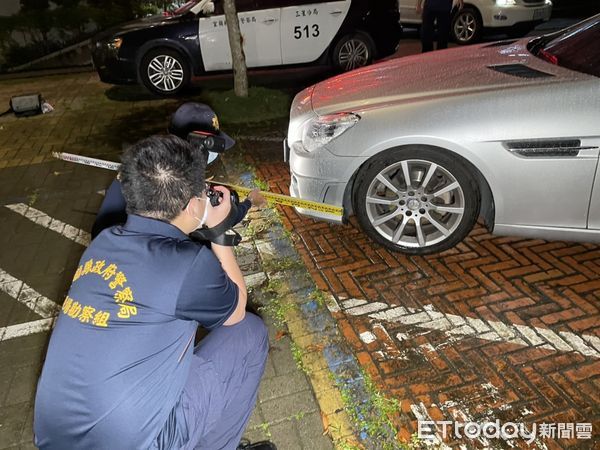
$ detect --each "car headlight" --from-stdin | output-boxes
[495,0,516,5]
[302,113,360,152]
[107,37,123,50]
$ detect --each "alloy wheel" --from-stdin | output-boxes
[454,12,478,43]
[338,39,370,71]
[147,55,184,92]
[364,159,466,249]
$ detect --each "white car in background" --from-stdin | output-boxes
[399,0,553,44]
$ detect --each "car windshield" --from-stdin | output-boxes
[528,14,600,77]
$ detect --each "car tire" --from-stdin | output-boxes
[451,7,483,45]
[353,147,480,255]
[140,47,190,96]
[332,32,376,72]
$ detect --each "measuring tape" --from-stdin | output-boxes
[52,152,344,217]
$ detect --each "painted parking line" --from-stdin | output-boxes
[329,298,600,359]
[0,267,60,342]
[1,203,86,342]
[0,318,55,341]
[5,203,91,246]
[0,268,60,320]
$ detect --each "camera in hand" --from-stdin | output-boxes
[192,186,242,247]
[206,187,224,207]
[205,185,240,207]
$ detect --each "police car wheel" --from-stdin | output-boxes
[332,32,375,72]
[140,48,190,96]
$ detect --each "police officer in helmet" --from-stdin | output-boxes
[91,102,265,239]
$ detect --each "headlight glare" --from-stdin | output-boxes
[302,113,360,152]
[495,0,516,6]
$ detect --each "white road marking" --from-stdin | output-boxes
[0,318,55,341]
[0,268,60,319]
[342,300,599,358]
[359,331,377,344]
[5,203,91,246]
[1,204,87,341]
[0,267,60,342]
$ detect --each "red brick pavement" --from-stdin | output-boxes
[253,158,600,449]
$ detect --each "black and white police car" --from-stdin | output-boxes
[91,0,402,95]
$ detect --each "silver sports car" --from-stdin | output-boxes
[286,14,600,254]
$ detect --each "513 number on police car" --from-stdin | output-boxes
[294,24,320,39]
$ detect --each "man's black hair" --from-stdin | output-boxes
[120,135,206,222]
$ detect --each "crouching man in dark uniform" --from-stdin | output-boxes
[34,135,272,450]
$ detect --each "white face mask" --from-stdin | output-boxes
[188,197,209,230]
[207,151,218,164]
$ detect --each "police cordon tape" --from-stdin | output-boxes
[52,152,344,217]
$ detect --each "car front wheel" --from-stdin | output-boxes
[332,32,375,72]
[354,147,480,255]
[452,7,482,45]
[140,48,190,96]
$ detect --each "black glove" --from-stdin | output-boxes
[189,197,242,246]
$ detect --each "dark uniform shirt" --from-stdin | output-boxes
[34,215,238,449]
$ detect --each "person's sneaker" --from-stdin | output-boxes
[237,438,277,450]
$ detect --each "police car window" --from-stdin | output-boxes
[276,0,333,5]
[210,0,259,13]
[205,0,222,14]
[246,0,279,8]
[173,1,197,15]
[187,0,222,15]
[236,0,259,12]
[211,0,318,14]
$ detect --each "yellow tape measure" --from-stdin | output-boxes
[52,152,343,217]
[214,181,343,216]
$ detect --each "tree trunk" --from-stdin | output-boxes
[223,0,248,97]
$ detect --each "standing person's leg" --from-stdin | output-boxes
[421,7,435,53]
[182,313,269,450]
[436,8,451,49]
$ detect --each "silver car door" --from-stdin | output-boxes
[587,142,600,229]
